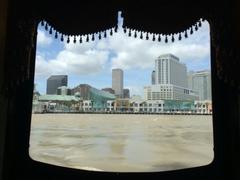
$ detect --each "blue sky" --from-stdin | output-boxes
[34,14,210,97]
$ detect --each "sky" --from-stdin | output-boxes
[34,12,210,97]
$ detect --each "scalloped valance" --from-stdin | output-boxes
[29,0,212,37]
[40,18,204,44]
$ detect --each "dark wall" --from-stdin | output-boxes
[0,0,9,179]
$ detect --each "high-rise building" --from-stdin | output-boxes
[123,88,130,98]
[155,54,187,87]
[188,70,212,100]
[46,75,68,94]
[144,54,199,101]
[151,70,156,84]
[112,68,123,98]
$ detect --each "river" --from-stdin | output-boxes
[29,114,213,172]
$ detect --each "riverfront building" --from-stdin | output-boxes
[72,84,116,111]
[46,75,68,95]
[188,70,212,100]
[144,54,199,101]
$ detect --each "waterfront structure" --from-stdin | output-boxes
[163,100,195,112]
[57,86,71,95]
[46,75,68,95]
[102,88,115,94]
[112,68,123,98]
[35,94,81,112]
[145,54,199,101]
[106,100,115,111]
[194,100,212,114]
[188,70,212,100]
[144,84,199,101]
[82,100,93,112]
[115,98,131,112]
[123,88,130,98]
[130,99,165,113]
[72,84,116,111]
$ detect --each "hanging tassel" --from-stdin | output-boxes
[45,23,48,31]
[67,36,70,43]
[134,31,137,38]
[190,27,193,34]
[73,36,76,43]
[114,26,118,33]
[152,34,156,41]
[104,31,107,38]
[124,27,127,33]
[49,27,52,34]
[98,32,102,40]
[165,35,168,43]
[86,34,89,42]
[110,29,113,36]
[92,34,95,41]
[146,32,149,40]
[140,32,143,39]
[158,34,161,42]
[195,24,198,31]
[171,34,174,42]
[184,30,188,38]
[55,31,58,39]
[128,29,131,37]
[198,20,202,27]
[61,34,64,42]
[178,33,182,40]
[79,36,82,43]
[41,21,44,26]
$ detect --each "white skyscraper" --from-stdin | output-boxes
[188,70,212,100]
[155,54,187,87]
[112,69,123,98]
[144,54,199,101]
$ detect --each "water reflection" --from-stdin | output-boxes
[29,114,213,172]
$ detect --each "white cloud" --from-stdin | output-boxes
[37,30,52,46]
[35,55,52,78]
[109,21,210,71]
[35,21,210,79]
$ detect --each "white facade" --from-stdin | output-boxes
[194,100,212,114]
[112,69,123,98]
[155,54,187,88]
[145,54,199,101]
[188,70,212,100]
[106,100,115,111]
[130,99,164,113]
[82,100,92,111]
[144,84,199,101]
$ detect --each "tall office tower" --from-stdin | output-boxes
[188,70,212,100]
[123,88,130,98]
[155,54,187,87]
[144,54,198,101]
[46,75,68,94]
[112,68,123,98]
[151,70,156,84]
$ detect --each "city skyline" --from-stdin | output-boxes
[34,17,210,97]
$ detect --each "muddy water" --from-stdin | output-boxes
[29,114,213,172]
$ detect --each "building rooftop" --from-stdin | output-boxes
[90,87,116,99]
[38,95,80,102]
[158,53,180,61]
[47,75,68,80]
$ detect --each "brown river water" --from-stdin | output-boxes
[29,114,214,172]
